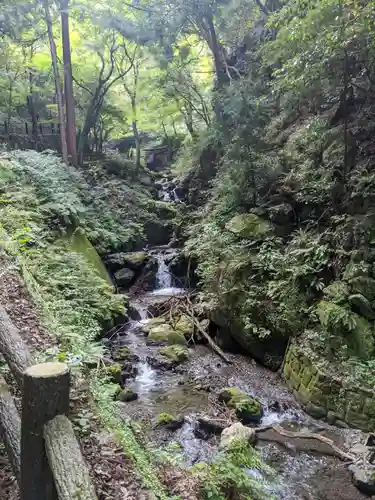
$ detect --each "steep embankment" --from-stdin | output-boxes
[0,150,179,498]
[178,102,375,428]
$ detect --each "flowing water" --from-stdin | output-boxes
[107,250,367,500]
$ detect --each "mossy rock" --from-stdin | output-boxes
[349,294,375,320]
[116,388,138,402]
[111,347,131,361]
[62,231,112,286]
[174,314,194,338]
[225,214,271,238]
[317,300,351,332]
[323,281,349,305]
[105,363,122,383]
[141,317,166,334]
[349,314,374,360]
[114,268,136,288]
[343,262,371,281]
[350,276,375,301]
[159,345,189,363]
[154,412,184,430]
[218,388,263,424]
[147,323,187,346]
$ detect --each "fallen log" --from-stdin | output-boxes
[21,362,70,500]
[255,423,355,462]
[44,415,97,500]
[0,376,21,482]
[0,305,34,384]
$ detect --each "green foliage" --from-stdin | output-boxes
[192,441,273,500]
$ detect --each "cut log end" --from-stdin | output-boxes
[25,362,69,378]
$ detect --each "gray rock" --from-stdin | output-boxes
[349,294,375,320]
[114,268,135,288]
[349,464,375,495]
[219,422,256,450]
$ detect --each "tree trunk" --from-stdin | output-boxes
[44,0,68,164]
[0,306,34,384]
[21,362,70,500]
[131,98,141,171]
[28,59,39,147]
[0,376,21,482]
[204,14,228,88]
[61,0,77,166]
[78,97,99,165]
[44,415,97,500]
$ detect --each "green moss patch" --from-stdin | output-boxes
[159,345,189,363]
[218,388,263,424]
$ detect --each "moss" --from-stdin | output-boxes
[349,294,375,320]
[159,345,189,362]
[225,213,271,238]
[147,323,187,345]
[174,314,194,338]
[218,388,263,424]
[155,413,176,426]
[122,251,148,268]
[105,363,122,383]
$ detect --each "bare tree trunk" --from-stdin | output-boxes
[203,14,228,88]
[61,0,77,166]
[44,0,68,164]
[131,97,141,171]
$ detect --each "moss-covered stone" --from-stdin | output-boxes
[218,388,263,424]
[350,276,375,301]
[116,388,138,402]
[322,281,349,304]
[111,347,131,361]
[105,363,122,383]
[349,294,375,320]
[147,323,187,346]
[174,314,194,338]
[159,345,189,363]
[225,214,271,238]
[153,412,184,430]
[343,261,371,281]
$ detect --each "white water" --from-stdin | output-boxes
[156,253,172,289]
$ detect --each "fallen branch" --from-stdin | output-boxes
[255,423,355,462]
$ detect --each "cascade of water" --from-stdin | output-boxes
[155,253,172,289]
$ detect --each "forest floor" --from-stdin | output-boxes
[0,255,147,500]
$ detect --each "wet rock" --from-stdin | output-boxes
[105,251,148,272]
[121,361,138,381]
[154,413,185,431]
[144,220,174,246]
[111,346,131,361]
[159,345,189,363]
[195,417,225,440]
[219,422,256,450]
[349,294,375,320]
[116,388,138,402]
[218,388,263,424]
[349,464,375,495]
[146,323,187,346]
[146,354,175,370]
[114,268,136,288]
[305,403,326,420]
[174,315,194,340]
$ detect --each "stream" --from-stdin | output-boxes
[104,250,369,500]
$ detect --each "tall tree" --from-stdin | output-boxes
[61,0,77,165]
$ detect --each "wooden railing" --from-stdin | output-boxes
[0,306,97,500]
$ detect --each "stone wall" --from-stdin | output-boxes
[283,344,375,431]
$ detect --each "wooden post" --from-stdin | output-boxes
[21,362,70,500]
[44,415,97,500]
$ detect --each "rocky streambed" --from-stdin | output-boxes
[99,246,375,500]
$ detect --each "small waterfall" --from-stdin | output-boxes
[155,253,172,289]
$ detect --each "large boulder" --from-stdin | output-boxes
[220,422,256,450]
[218,388,263,424]
[349,294,375,320]
[349,464,375,495]
[225,214,271,238]
[146,322,187,346]
[350,276,375,301]
[114,268,135,288]
[322,281,349,305]
[144,220,174,246]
